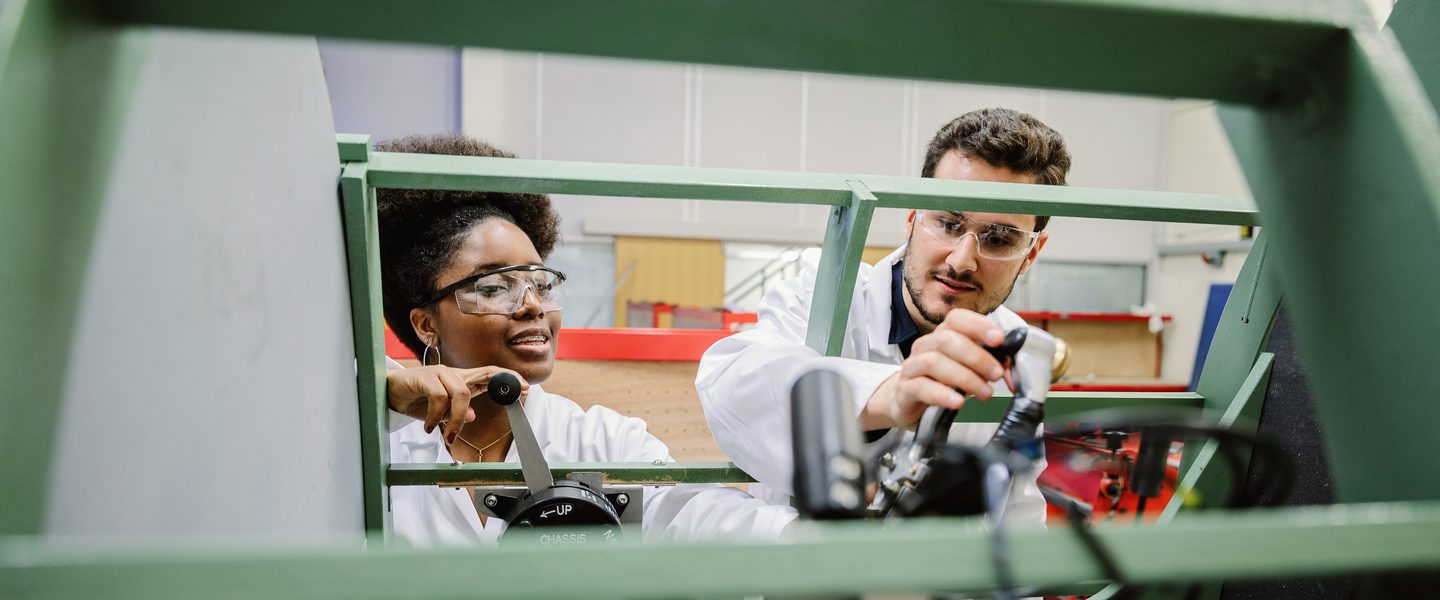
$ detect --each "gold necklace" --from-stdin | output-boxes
[451,426,512,460]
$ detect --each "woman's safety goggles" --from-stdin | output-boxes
[917,211,1040,261]
[425,265,566,315]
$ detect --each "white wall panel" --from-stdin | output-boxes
[803,74,908,176]
[1040,217,1157,265]
[692,66,806,229]
[912,82,1047,176]
[1152,100,1255,382]
[460,53,1178,264]
[461,48,539,157]
[1161,101,1252,245]
[800,74,909,243]
[1043,91,1167,191]
[539,55,690,239]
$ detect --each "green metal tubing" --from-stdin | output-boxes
[104,0,1355,104]
[1175,234,1282,493]
[1220,27,1440,503]
[339,163,390,534]
[865,173,1257,226]
[6,501,1440,599]
[366,151,845,206]
[955,391,1205,423]
[1161,353,1275,521]
[386,393,1205,488]
[0,0,146,535]
[336,132,370,162]
[805,182,876,355]
[1389,0,1440,112]
[359,151,1259,226]
[388,462,756,487]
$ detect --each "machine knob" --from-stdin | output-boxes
[489,372,522,406]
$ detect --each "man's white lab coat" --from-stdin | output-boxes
[388,384,797,547]
[696,246,1047,524]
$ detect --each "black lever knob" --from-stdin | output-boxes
[985,327,1028,362]
[489,372,522,406]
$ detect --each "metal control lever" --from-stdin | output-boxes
[988,327,1057,453]
[489,372,553,494]
[873,326,1058,518]
[476,372,637,544]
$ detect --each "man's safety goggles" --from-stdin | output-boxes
[917,211,1040,261]
[425,265,566,315]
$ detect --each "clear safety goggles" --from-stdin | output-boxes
[917,211,1040,261]
[425,265,566,315]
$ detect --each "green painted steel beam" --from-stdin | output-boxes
[1390,0,1440,112]
[362,152,1259,226]
[366,151,851,206]
[103,0,1357,104]
[388,462,756,487]
[1176,234,1281,492]
[387,392,1206,487]
[5,502,1440,599]
[865,174,1257,226]
[336,133,370,162]
[1219,26,1440,504]
[338,165,389,535]
[955,391,1206,422]
[805,182,876,355]
[0,0,146,535]
[1161,353,1274,521]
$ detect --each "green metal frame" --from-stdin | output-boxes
[4,0,1439,596]
[6,501,1440,599]
[0,0,148,537]
[338,156,391,538]
[348,144,1261,526]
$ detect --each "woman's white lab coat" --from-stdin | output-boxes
[696,246,1048,525]
[388,384,797,547]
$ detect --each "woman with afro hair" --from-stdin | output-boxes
[377,134,795,546]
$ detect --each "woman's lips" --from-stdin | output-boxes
[507,334,551,357]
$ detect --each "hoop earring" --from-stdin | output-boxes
[422,339,440,366]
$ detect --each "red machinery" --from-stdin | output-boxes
[1040,432,1181,524]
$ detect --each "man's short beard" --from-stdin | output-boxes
[901,228,1022,325]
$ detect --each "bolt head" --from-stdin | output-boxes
[616,493,629,506]
[484,494,498,507]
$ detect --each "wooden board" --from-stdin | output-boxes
[1048,320,1159,379]
[543,359,727,462]
[613,236,724,327]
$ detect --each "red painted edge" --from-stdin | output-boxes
[384,325,734,362]
[1016,311,1173,323]
[720,311,1171,324]
[384,324,416,360]
[1050,383,1190,392]
[557,328,733,361]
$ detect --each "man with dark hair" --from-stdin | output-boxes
[698,108,1071,522]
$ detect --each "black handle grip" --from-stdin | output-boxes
[1130,430,1172,499]
[791,369,866,520]
[985,327,1028,362]
[489,372,522,406]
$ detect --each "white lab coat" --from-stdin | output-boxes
[697,246,1048,525]
[387,384,797,547]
